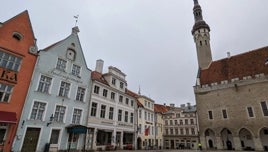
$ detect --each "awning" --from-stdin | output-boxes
[66,124,88,134]
[0,111,17,123]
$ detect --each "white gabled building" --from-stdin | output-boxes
[87,60,137,151]
[13,27,92,152]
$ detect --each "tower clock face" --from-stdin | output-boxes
[67,49,75,60]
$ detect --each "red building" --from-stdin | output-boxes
[0,10,38,152]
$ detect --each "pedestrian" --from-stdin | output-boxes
[198,143,202,150]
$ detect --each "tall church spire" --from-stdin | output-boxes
[192,0,212,69]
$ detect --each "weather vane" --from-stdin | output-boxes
[74,15,79,26]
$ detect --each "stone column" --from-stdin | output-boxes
[253,137,264,151]
[233,136,242,150]
[215,136,223,150]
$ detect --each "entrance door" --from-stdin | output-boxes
[21,128,41,152]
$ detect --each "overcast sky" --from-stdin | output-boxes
[1,0,268,106]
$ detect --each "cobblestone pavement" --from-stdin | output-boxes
[112,150,257,152]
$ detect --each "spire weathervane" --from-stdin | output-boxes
[74,15,79,26]
[194,0,199,5]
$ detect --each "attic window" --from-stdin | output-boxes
[12,32,23,41]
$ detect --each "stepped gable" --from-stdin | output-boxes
[200,46,268,85]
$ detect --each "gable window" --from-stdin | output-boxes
[54,105,66,123]
[56,58,66,71]
[222,109,228,119]
[112,78,116,85]
[72,64,81,76]
[76,87,85,102]
[72,109,82,124]
[50,129,60,144]
[0,51,22,71]
[58,81,70,97]
[100,105,106,118]
[0,83,13,103]
[261,101,268,116]
[118,109,122,121]
[30,101,46,120]
[103,89,108,97]
[208,111,213,120]
[90,102,97,117]
[109,107,114,120]
[93,85,99,94]
[247,107,254,118]
[37,75,52,93]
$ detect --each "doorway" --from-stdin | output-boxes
[21,128,41,152]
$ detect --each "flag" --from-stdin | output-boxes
[145,127,149,136]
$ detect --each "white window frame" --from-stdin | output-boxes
[37,75,52,94]
[30,101,47,121]
[72,108,82,124]
[53,105,67,123]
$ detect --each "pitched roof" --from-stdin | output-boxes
[125,89,139,98]
[154,104,169,113]
[91,71,109,86]
[200,46,268,85]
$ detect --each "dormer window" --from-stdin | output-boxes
[12,32,23,41]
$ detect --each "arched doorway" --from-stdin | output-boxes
[239,128,254,150]
[204,129,216,149]
[137,137,142,150]
[260,127,268,151]
[221,128,234,150]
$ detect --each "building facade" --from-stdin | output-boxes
[0,11,38,152]
[162,103,198,150]
[13,27,92,152]
[154,104,168,150]
[192,0,268,151]
[136,95,156,150]
[87,60,137,151]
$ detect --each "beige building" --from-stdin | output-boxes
[162,103,198,150]
[192,0,268,151]
[136,95,156,150]
[154,104,168,149]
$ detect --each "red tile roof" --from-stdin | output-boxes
[125,89,139,98]
[154,104,169,113]
[91,71,109,86]
[200,46,268,85]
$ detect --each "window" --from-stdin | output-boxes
[125,98,129,105]
[179,120,183,125]
[54,105,66,122]
[222,109,228,119]
[118,110,122,121]
[125,111,128,122]
[56,58,66,71]
[103,89,108,97]
[72,64,81,76]
[145,101,147,107]
[109,107,114,120]
[138,124,142,134]
[174,120,178,125]
[93,85,100,94]
[37,75,52,93]
[144,111,147,120]
[208,111,213,120]
[130,113,134,123]
[247,107,254,117]
[0,125,7,145]
[191,128,195,135]
[261,101,268,116]
[100,105,106,118]
[151,113,154,121]
[72,109,82,124]
[131,100,134,107]
[76,87,85,102]
[180,128,184,135]
[120,82,124,89]
[185,128,189,135]
[139,110,142,119]
[119,95,123,103]
[50,129,60,144]
[112,78,116,85]
[165,129,168,135]
[12,32,23,41]
[170,120,173,125]
[170,128,173,134]
[0,83,13,102]
[90,102,97,117]
[111,92,115,100]
[176,113,180,118]
[165,120,168,125]
[185,119,188,125]
[30,101,46,120]
[58,81,70,97]
[0,51,22,71]
[190,119,194,124]
[175,128,178,135]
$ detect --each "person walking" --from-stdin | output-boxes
[198,143,202,150]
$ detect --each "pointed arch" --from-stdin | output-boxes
[259,127,268,151]
[239,128,254,150]
[204,128,216,149]
[221,128,234,150]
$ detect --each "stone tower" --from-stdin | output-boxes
[192,0,212,69]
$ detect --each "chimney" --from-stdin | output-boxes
[180,104,185,108]
[227,52,231,58]
[187,102,191,109]
[170,103,175,107]
[95,59,104,73]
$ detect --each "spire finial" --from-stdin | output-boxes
[194,0,199,5]
[74,15,79,26]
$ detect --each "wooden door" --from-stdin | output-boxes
[21,128,40,152]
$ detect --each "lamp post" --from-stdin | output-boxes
[47,114,54,126]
